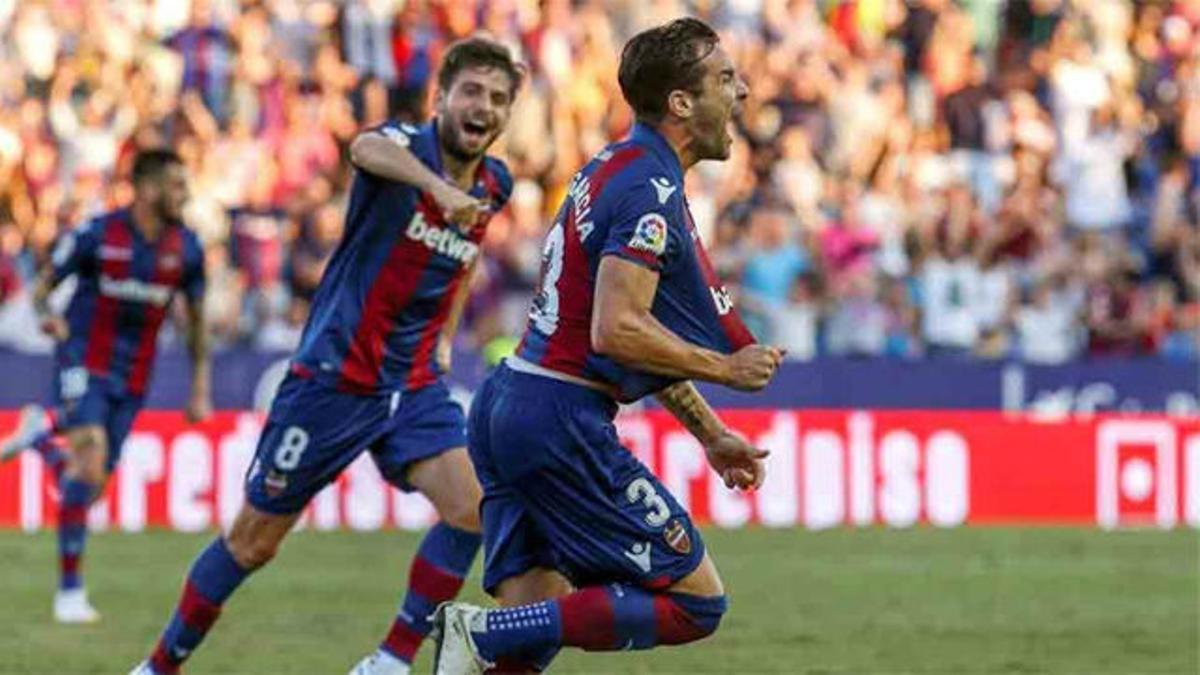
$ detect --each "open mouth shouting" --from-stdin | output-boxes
[460,118,492,146]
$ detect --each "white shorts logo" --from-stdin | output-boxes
[623,541,652,573]
[60,367,89,402]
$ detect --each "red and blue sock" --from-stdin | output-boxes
[471,585,726,666]
[381,522,481,663]
[149,538,250,674]
[57,478,96,591]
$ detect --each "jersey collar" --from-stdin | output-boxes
[629,122,684,184]
[426,118,445,177]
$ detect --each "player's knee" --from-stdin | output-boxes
[224,531,280,570]
[69,458,105,485]
[411,450,482,532]
[669,553,725,597]
[663,593,727,644]
[66,428,108,481]
[80,454,107,485]
[72,426,107,454]
[438,496,481,532]
[496,568,572,606]
[66,450,107,487]
[225,512,288,570]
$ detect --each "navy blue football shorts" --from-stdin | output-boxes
[469,361,705,595]
[54,366,143,472]
[245,371,467,514]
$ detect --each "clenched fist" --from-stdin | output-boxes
[432,183,490,230]
[721,344,784,391]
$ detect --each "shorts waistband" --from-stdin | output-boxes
[289,360,436,398]
[497,358,618,416]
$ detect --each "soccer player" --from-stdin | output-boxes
[430,18,784,674]
[0,149,211,623]
[130,36,520,675]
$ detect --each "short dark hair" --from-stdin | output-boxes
[132,148,183,183]
[438,36,524,99]
[618,18,719,124]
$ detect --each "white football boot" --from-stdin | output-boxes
[127,661,157,675]
[53,587,100,624]
[347,648,410,675]
[430,602,493,675]
[0,404,50,462]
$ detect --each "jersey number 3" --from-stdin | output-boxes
[531,222,565,335]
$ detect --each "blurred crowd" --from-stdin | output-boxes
[0,0,1198,364]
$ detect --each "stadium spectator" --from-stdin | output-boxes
[0,0,1196,365]
[826,270,889,357]
[919,191,986,357]
[288,200,342,303]
[742,203,810,306]
[774,272,821,362]
[165,0,236,123]
[1015,274,1083,364]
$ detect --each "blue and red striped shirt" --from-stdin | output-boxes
[516,123,755,402]
[293,119,513,393]
[165,25,234,121]
[52,209,206,397]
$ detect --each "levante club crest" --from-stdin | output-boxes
[664,518,691,555]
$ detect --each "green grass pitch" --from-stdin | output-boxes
[0,528,1195,674]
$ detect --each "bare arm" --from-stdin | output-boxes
[437,259,479,372]
[349,129,449,194]
[655,380,768,490]
[31,266,56,320]
[31,266,68,341]
[183,293,212,423]
[348,130,487,227]
[591,256,782,390]
[180,91,219,142]
[654,381,724,445]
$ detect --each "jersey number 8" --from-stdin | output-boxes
[275,426,310,471]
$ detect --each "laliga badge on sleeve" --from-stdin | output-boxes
[629,213,668,256]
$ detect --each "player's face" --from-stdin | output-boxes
[686,46,747,161]
[155,164,190,222]
[437,66,514,161]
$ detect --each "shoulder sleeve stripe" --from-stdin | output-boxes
[587,146,645,197]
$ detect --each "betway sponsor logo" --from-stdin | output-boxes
[99,275,172,306]
[405,213,479,265]
[710,285,734,315]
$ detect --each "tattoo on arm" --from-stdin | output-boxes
[655,381,724,445]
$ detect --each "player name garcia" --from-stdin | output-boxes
[405,212,480,265]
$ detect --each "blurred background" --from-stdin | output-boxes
[1,0,1198,369]
[0,6,1195,673]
